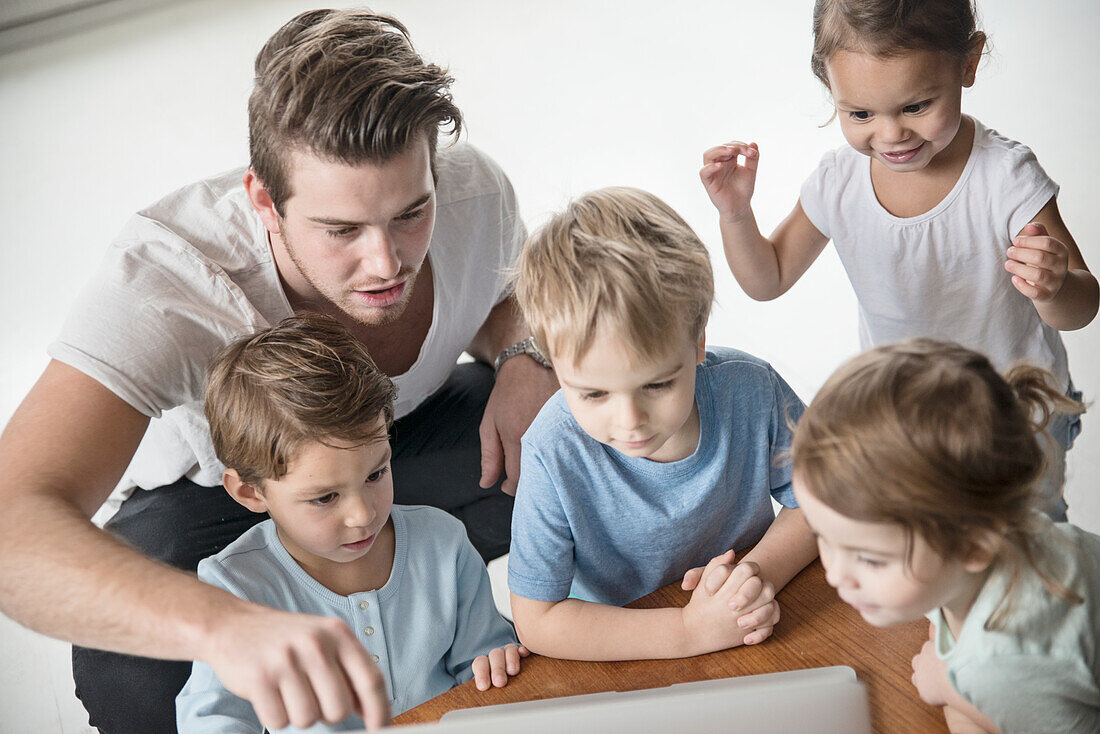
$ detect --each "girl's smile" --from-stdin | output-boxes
[826,47,980,174]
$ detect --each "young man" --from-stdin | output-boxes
[0,9,555,733]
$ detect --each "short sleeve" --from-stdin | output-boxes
[1000,145,1059,242]
[767,367,805,508]
[493,161,527,304]
[444,537,519,683]
[507,442,577,602]
[952,654,1100,733]
[798,150,837,241]
[47,229,261,418]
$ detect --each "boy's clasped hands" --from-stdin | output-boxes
[680,549,780,651]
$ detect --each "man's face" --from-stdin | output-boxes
[270,139,436,327]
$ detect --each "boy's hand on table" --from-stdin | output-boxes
[472,643,530,690]
[681,550,779,646]
[700,140,760,223]
[679,551,778,653]
[203,605,392,731]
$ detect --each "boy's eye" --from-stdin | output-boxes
[849,110,872,122]
[311,492,338,506]
[580,390,607,401]
[903,101,930,114]
[366,466,390,483]
[857,556,887,568]
[326,227,356,239]
[644,380,673,392]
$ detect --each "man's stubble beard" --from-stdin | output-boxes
[280,227,420,329]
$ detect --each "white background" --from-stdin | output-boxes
[1,0,1097,730]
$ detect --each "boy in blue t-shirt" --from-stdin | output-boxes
[508,187,819,660]
[176,314,525,732]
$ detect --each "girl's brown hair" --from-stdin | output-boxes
[811,0,985,87]
[791,339,1084,628]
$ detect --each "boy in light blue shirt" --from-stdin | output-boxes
[508,187,819,660]
[176,314,525,732]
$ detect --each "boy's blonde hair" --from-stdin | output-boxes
[249,9,461,215]
[791,338,1085,628]
[515,187,713,366]
[204,313,398,487]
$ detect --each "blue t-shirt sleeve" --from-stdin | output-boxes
[508,440,577,602]
[767,366,804,508]
[445,535,519,683]
[176,560,264,733]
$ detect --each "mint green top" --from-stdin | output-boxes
[927,517,1100,733]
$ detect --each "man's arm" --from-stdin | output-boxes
[0,361,390,730]
[467,295,559,494]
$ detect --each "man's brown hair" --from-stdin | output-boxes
[204,313,398,486]
[249,8,462,214]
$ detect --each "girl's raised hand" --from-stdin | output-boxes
[700,141,760,223]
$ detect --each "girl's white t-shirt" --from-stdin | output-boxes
[48,144,525,524]
[799,116,1068,388]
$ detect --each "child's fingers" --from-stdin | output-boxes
[1008,239,1063,265]
[471,654,491,691]
[742,624,774,646]
[681,565,704,591]
[504,644,522,675]
[702,142,744,164]
[737,596,779,630]
[698,549,738,593]
[1004,259,1049,285]
[728,573,762,610]
[702,563,733,594]
[1017,221,1048,238]
[1009,273,1051,301]
[715,560,760,600]
[488,647,508,688]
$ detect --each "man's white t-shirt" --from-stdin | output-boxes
[48,144,525,524]
[799,116,1069,389]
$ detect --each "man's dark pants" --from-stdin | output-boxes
[72,362,512,733]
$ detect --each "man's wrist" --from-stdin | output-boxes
[494,336,552,372]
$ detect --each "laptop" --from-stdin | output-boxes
[386,666,872,733]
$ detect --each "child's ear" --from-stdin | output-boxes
[222,469,269,514]
[962,31,986,88]
[696,332,706,365]
[962,528,1001,573]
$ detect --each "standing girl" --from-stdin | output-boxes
[791,339,1099,733]
[700,0,1097,519]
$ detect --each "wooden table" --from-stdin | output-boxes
[395,560,947,733]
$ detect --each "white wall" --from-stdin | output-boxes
[0,0,1097,730]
